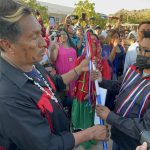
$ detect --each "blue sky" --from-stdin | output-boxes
[39,0,150,15]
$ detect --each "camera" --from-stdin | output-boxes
[140,131,150,150]
[50,31,60,41]
[143,31,150,38]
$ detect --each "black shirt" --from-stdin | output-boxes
[0,57,75,150]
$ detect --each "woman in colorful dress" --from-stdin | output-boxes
[71,32,111,149]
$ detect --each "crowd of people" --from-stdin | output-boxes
[0,0,150,150]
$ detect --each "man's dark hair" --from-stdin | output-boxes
[95,25,101,30]
[138,20,150,29]
[0,0,32,51]
[35,10,40,16]
[107,29,120,38]
[58,28,76,50]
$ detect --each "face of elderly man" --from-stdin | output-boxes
[0,14,47,69]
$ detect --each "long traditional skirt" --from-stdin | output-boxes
[71,98,97,149]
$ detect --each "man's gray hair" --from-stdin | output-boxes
[0,0,32,51]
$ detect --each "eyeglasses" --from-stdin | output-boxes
[136,46,150,56]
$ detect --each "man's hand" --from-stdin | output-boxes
[136,142,147,150]
[91,125,109,141]
[91,69,102,82]
[73,124,109,146]
[96,105,110,120]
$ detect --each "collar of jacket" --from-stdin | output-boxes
[0,57,28,88]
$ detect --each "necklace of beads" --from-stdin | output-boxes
[24,66,58,103]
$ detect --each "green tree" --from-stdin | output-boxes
[73,0,107,29]
[74,0,95,19]
[19,0,48,24]
[113,9,150,24]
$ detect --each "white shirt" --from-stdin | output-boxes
[123,42,139,73]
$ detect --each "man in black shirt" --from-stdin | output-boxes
[0,0,108,149]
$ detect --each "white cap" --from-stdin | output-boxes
[100,30,108,38]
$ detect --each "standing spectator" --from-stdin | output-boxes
[102,29,125,79]
[124,21,150,73]
[35,10,46,37]
[66,24,83,54]
[76,26,84,56]
[96,35,150,150]
[94,25,102,38]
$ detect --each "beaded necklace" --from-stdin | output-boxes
[24,66,58,103]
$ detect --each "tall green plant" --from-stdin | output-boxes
[73,0,107,29]
[19,0,48,24]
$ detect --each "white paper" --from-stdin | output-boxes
[94,87,107,125]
